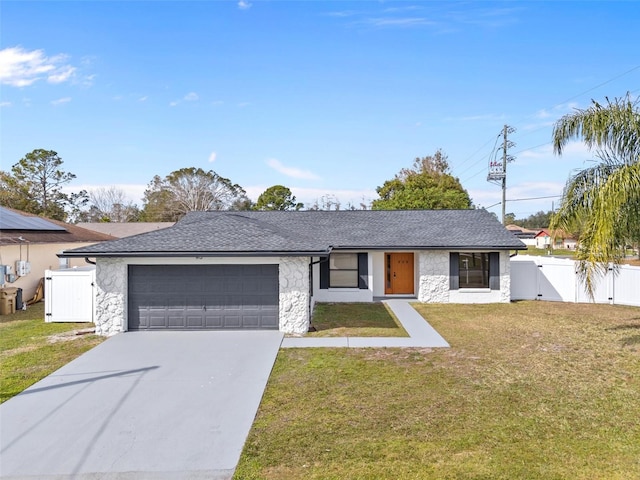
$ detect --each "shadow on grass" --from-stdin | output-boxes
[622,334,640,347]
[309,303,408,337]
[605,322,640,332]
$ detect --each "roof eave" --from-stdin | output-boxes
[58,250,331,258]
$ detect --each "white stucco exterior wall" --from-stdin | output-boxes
[311,253,374,303]
[278,256,310,335]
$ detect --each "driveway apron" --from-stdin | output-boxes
[0,330,283,480]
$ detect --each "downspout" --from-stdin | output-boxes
[84,257,97,265]
[308,247,333,330]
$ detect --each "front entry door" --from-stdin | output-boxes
[385,253,414,294]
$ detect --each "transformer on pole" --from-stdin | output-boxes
[487,125,516,224]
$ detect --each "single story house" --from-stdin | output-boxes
[534,228,578,250]
[60,209,526,336]
[0,207,115,301]
[505,224,539,247]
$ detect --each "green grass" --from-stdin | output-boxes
[0,302,104,403]
[307,302,408,337]
[235,301,640,479]
[525,246,577,257]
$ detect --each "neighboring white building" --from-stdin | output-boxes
[534,228,578,250]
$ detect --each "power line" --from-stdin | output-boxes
[508,195,562,203]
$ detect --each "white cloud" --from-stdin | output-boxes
[82,74,97,87]
[184,92,199,101]
[47,65,76,84]
[266,158,320,180]
[208,151,217,163]
[169,100,179,107]
[0,101,11,108]
[51,97,71,106]
[138,96,148,102]
[237,101,251,108]
[469,181,565,215]
[238,0,251,10]
[362,17,437,28]
[0,46,77,87]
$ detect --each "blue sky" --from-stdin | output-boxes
[1,1,639,219]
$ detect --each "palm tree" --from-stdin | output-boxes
[551,93,640,296]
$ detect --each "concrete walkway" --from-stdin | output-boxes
[281,299,449,348]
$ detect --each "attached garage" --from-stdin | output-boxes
[128,264,279,330]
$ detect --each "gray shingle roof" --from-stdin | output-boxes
[61,209,526,257]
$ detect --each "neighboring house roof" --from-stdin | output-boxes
[62,209,527,257]
[505,224,540,235]
[77,222,175,238]
[534,228,576,240]
[0,207,116,245]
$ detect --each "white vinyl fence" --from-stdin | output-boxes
[510,255,640,307]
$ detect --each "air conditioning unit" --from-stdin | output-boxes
[16,260,31,277]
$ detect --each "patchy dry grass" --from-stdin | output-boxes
[307,302,408,337]
[0,302,104,403]
[235,301,640,480]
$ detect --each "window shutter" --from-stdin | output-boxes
[358,253,368,289]
[449,253,459,290]
[489,252,500,290]
[320,259,329,289]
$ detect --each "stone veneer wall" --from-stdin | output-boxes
[278,256,310,334]
[417,251,450,303]
[499,251,511,302]
[95,258,127,336]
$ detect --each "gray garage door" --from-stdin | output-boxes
[128,265,279,330]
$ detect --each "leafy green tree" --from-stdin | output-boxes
[551,94,640,294]
[515,210,553,229]
[504,212,516,225]
[0,149,87,221]
[372,150,472,210]
[255,185,303,211]
[141,167,246,221]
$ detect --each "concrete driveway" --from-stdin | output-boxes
[0,330,283,480]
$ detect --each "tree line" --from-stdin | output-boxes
[0,149,472,222]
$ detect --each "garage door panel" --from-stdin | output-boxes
[128,265,280,330]
[204,315,223,328]
[223,315,242,328]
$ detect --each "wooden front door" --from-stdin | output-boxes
[385,253,414,294]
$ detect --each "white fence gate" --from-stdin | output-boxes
[44,267,96,322]
[510,255,640,307]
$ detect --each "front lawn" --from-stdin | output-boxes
[235,301,640,479]
[307,302,408,337]
[0,302,104,403]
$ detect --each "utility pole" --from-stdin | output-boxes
[487,125,516,224]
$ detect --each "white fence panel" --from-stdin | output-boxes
[614,265,640,307]
[509,259,538,300]
[537,258,576,302]
[510,255,639,307]
[575,267,611,304]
